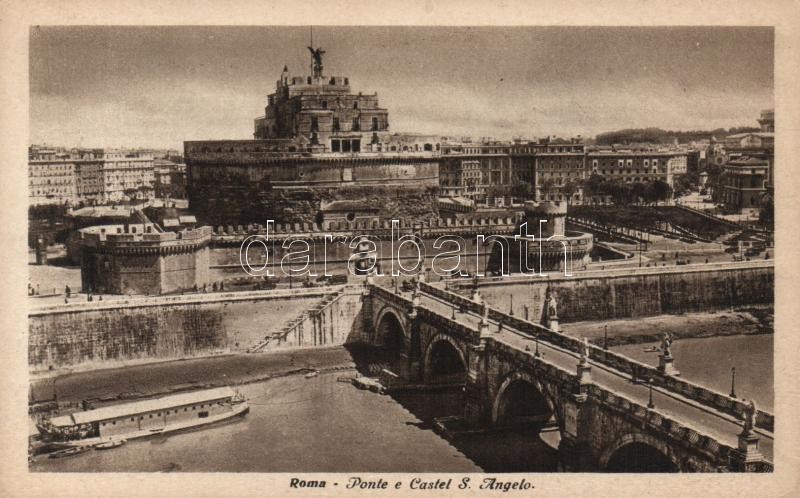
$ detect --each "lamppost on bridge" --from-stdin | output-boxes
[729,367,737,398]
[647,377,655,409]
[534,331,541,358]
[452,302,456,320]
[603,325,608,350]
[509,294,514,316]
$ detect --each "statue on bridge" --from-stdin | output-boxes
[546,291,558,319]
[743,399,757,435]
[580,337,590,364]
[661,332,673,357]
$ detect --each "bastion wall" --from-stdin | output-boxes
[29,288,365,373]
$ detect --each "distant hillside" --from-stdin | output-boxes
[595,127,760,145]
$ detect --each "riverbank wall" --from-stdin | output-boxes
[28,287,367,373]
[473,261,774,324]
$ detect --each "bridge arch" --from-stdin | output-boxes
[599,433,679,472]
[422,334,467,384]
[492,371,555,430]
[374,307,407,350]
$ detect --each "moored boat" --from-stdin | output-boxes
[48,446,90,458]
[95,439,126,450]
[37,386,249,447]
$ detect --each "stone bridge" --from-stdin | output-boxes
[364,280,774,473]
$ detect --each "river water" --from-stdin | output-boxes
[31,335,771,472]
[612,334,773,411]
[31,372,557,473]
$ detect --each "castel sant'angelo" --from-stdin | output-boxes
[185,45,442,226]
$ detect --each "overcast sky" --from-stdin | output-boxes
[30,26,774,150]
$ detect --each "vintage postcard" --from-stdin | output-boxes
[2,1,799,496]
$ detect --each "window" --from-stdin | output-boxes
[321,101,327,109]
[311,116,319,132]
[331,139,341,153]
[333,117,340,131]
[353,101,358,109]
[372,117,379,131]
[352,117,360,131]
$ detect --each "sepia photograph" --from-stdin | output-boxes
[3,2,800,495]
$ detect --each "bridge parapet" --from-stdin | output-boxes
[584,383,740,471]
[416,281,774,432]
[485,338,580,392]
[369,283,414,314]
[482,337,772,471]
[416,307,481,345]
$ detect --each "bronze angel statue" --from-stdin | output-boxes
[308,46,326,77]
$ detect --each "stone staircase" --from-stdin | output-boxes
[246,289,345,353]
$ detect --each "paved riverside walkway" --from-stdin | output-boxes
[397,285,773,462]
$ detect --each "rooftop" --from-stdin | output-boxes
[50,387,236,426]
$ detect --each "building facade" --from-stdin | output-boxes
[720,156,770,213]
[535,151,586,203]
[99,151,155,203]
[29,146,156,206]
[586,150,687,187]
[28,149,79,206]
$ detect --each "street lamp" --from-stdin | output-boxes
[647,378,655,409]
[603,325,608,350]
[534,332,541,358]
[729,367,737,398]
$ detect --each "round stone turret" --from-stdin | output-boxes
[523,200,567,238]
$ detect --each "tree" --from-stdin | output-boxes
[672,174,696,197]
[650,180,672,204]
[581,173,606,205]
[609,183,633,206]
[511,182,533,200]
[561,179,580,206]
[758,192,774,229]
[631,182,648,204]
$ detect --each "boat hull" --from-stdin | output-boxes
[60,402,250,448]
